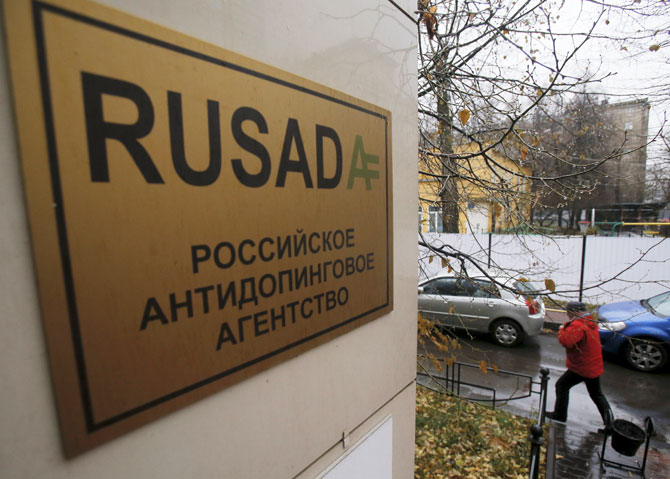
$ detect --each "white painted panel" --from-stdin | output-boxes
[319,417,393,479]
[420,233,670,303]
[465,202,489,234]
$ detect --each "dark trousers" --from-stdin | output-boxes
[552,370,611,424]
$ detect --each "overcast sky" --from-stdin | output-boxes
[554,0,669,161]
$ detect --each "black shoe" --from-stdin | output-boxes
[545,411,566,422]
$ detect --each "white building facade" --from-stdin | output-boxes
[0,1,418,477]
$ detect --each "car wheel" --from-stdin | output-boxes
[623,339,668,372]
[491,319,524,347]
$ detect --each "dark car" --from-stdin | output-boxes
[598,291,670,372]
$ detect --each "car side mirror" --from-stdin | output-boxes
[418,286,424,294]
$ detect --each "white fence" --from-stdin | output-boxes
[419,233,670,304]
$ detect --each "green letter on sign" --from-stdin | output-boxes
[347,135,379,190]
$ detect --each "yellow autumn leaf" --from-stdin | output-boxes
[520,147,528,161]
[429,255,434,264]
[479,360,488,374]
[649,44,660,52]
[544,278,556,292]
[457,109,471,125]
[441,257,449,268]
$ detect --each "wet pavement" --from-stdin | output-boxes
[417,319,670,478]
[548,421,669,479]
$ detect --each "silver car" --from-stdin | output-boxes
[418,274,545,347]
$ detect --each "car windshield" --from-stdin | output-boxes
[645,291,670,317]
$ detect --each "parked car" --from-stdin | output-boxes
[598,291,670,373]
[418,273,545,347]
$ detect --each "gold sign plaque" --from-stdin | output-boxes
[3,0,392,456]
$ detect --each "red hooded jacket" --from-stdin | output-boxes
[557,313,604,378]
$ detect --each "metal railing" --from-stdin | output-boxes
[529,368,550,479]
[417,360,550,479]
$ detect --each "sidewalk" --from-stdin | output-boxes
[546,421,670,478]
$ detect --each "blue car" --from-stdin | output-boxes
[598,291,670,372]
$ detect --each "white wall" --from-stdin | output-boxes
[0,1,418,477]
[420,233,670,304]
[319,416,393,479]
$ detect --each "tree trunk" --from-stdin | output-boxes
[438,92,460,233]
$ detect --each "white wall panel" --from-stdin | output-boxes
[420,233,670,303]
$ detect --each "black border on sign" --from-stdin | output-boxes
[32,1,391,433]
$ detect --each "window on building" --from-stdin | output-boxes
[428,205,443,233]
[418,206,423,232]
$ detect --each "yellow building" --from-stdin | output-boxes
[419,143,532,234]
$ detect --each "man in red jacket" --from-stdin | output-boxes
[546,301,612,427]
